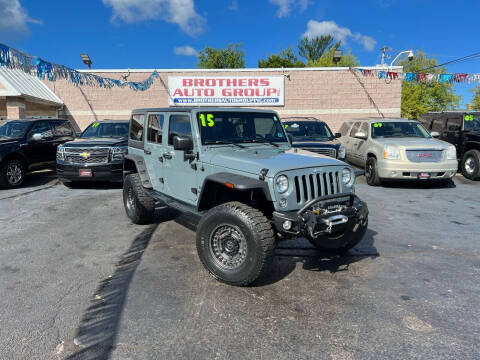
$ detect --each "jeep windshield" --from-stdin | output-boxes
[81,122,129,139]
[464,114,480,131]
[371,121,431,139]
[0,121,31,140]
[283,121,334,141]
[197,111,288,146]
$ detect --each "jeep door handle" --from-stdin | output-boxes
[163,153,172,160]
[144,150,152,155]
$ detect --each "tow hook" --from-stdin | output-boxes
[323,215,348,233]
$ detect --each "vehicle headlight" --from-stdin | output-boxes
[338,145,346,159]
[342,167,354,185]
[446,145,457,160]
[383,145,400,160]
[275,175,289,193]
[111,146,128,161]
[56,145,65,161]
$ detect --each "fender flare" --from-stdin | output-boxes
[123,154,153,189]
[198,172,272,211]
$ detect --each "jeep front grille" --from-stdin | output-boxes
[303,148,336,158]
[294,171,342,204]
[405,149,444,163]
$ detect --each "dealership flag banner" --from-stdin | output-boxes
[168,76,285,106]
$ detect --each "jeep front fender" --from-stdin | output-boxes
[124,154,153,189]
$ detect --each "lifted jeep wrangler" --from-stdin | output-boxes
[123,108,368,286]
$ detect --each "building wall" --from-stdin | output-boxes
[43,68,402,131]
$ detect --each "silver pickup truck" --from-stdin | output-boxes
[338,118,458,186]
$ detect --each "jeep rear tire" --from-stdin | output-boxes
[365,157,381,186]
[0,159,26,188]
[196,202,275,286]
[461,149,480,180]
[123,174,155,224]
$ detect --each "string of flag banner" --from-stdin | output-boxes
[356,68,480,84]
[0,43,159,91]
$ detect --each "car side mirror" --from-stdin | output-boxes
[29,133,44,142]
[287,134,294,144]
[173,135,193,151]
[430,131,440,138]
[354,131,367,140]
[334,132,341,138]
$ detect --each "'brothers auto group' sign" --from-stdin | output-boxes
[168,76,284,106]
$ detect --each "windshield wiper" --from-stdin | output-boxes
[243,139,279,147]
[204,140,246,148]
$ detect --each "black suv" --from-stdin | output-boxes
[0,118,75,188]
[282,117,346,160]
[56,120,129,185]
[419,111,480,180]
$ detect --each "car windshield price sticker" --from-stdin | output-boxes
[465,114,474,121]
[200,113,215,127]
[92,122,100,128]
[373,122,383,128]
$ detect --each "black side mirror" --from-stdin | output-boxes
[173,135,193,151]
[287,134,294,144]
[334,132,342,138]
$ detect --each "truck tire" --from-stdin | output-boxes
[123,174,155,224]
[0,159,26,188]
[461,150,480,180]
[196,202,275,286]
[365,157,381,186]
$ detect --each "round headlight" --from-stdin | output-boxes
[342,168,353,185]
[275,175,289,193]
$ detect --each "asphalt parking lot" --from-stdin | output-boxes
[0,172,479,360]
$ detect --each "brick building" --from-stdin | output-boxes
[2,66,402,132]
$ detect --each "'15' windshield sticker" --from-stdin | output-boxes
[199,113,215,127]
[465,114,474,121]
[373,122,383,128]
[92,122,100,128]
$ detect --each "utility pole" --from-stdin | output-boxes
[381,46,388,66]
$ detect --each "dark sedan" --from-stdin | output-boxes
[282,118,346,160]
[56,120,128,186]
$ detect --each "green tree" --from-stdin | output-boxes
[470,86,480,110]
[398,51,461,119]
[258,47,305,68]
[298,35,334,62]
[197,43,245,69]
[307,42,359,67]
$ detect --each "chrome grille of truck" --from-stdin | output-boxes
[406,150,444,163]
[302,148,336,158]
[63,147,110,165]
[294,170,342,204]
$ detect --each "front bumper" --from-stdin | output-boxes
[272,194,368,249]
[56,162,123,182]
[377,159,458,180]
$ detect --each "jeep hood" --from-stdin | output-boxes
[204,148,345,177]
[375,137,451,149]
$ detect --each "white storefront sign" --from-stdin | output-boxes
[168,76,284,106]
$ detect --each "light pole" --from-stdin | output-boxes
[80,54,92,69]
[390,50,414,66]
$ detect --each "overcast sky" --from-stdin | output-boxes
[1,0,479,104]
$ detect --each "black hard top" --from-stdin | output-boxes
[132,107,277,114]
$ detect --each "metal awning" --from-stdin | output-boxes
[0,67,63,105]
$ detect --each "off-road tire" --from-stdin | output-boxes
[196,202,276,286]
[365,157,381,186]
[123,174,155,224]
[308,220,368,255]
[461,149,480,180]
[0,159,26,188]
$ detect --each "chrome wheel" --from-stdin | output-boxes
[6,162,23,185]
[464,156,476,175]
[209,224,247,270]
